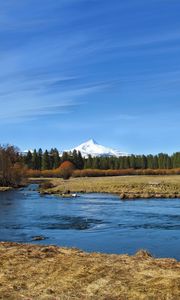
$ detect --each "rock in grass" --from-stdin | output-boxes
[32,235,46,241]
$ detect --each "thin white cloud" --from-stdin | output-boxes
[0,81,106,123]
[0,0,179,128]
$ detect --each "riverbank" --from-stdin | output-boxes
[0,187,12,192]
[38,175,180,199]
[0,242,180,299]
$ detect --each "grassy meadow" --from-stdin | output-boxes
[38,175,180,199]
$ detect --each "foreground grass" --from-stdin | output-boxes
[38,175,180,199]
[0,242,180,300]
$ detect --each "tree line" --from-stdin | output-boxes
[1,145,180,186]
[22,149,84,170]
[22,149,180,170]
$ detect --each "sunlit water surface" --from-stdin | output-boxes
[0,184,180,259]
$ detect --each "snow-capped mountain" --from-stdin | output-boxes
[67,139,128,158]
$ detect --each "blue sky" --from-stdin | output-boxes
[0,0,180,154]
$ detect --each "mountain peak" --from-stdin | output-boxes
[68,139,128,158]
[85,139,98,145]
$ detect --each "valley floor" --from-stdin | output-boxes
[39,175,180,199]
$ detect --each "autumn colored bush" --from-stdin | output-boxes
[26,169,42,178]
[72,168,180,178]
[25,167,180,179]
[59,161,76,180]
[11,162,27,186]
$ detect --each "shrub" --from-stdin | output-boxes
[0,146,26,187]
[25,167,180,179]
[59,161,76,180]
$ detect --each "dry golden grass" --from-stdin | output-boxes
[0,187,12,192]
[0,242,180,300]
[38,175,180,199]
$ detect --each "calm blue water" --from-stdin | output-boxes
[0,184,180,259]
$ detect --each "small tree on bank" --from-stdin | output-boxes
[0,145,25,187]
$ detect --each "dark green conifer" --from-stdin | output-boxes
[42,150,50,170]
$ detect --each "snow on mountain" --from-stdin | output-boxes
[21,149,33,155]
[67,139,128,158]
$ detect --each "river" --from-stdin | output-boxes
[0,184,180,259]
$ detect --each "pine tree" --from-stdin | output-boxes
[42,150,50,170]
[49,148,60,169]
[153,155,158,169]
[24,151,33,169]
[32,149,39,170]
[119,157,124,169]
[37,148,43,170]
[124,156,130,169]
[158,153,165,169]
[92,157,100,169]
[172,152,180,168]
[62,151,69,162]
[53,148,61,169]
[77,151,84,169]
[85,155,93,169]
[167,156,172,169]
[147,155,153,169]
[129,155,136,169]
[72,150,78,167]
[141,155,147,169]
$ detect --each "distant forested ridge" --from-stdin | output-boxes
[21,149,180,170]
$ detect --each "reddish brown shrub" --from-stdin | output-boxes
[59,161,76,170]
[25,167,180,179]
[58,161,76,179]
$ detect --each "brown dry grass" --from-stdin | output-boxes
[37,175,180,199]
[0,243,180,300]
[0,242,180,300]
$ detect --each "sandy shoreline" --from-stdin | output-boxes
[0,242,180,299]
